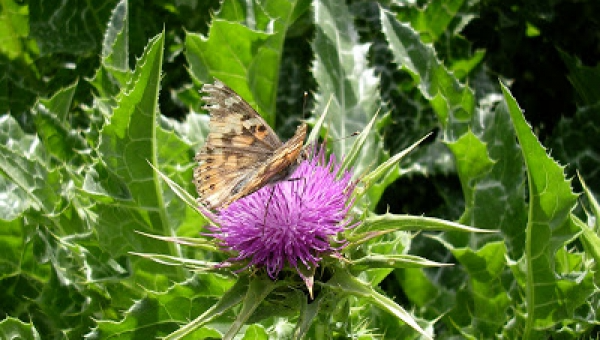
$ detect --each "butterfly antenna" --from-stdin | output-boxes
[337,131,360,141]
[297,177,307,212]
[323,131,360,146]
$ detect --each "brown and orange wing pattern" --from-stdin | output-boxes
[193,80,307,209]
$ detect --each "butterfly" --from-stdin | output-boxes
[193,79,308,210]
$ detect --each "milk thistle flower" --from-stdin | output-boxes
[208,145,355,280]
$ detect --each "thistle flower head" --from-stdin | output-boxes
[208,145,355,279]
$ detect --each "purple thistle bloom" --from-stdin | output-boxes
[208,146,355,279]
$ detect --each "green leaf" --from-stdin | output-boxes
[186,21,270,102]
[313,0,381,179]
[0,171,29,222]
[579,174,600,232]
[351,254,452,270]
[0,218,43,279]
[465,96,527,255]
[37,81,77,121]
[0,317,41,340]
[501,83,582,335]
[131,252,220,271]
[359,213,494,234]
[147,162,203,222]
[97,31,164,207]
[0,0,30,60]
[306,96,331,145]
[549,103,600,193]
[32,82,89,164]
[87,31,188,266]
[160,112,210,151]
[446,130,494,201]
[380,7,474,133]
[322,268,433,340]
[164,276,250,340]
[102,0,129,71]
[94,274,232,339]
[452,241,511,338]
[224,277,278,339]
[577,216,600,264]
[575,175,600,264]
[294,293,322,338]
[88,0,131,103]
[29,0,114,55]
[395,267,451,313]
[154,126,199,232]
[0,115,62,216]
[560,50,600,105]
[400,0,465,43]
[186,0,305,127]
[407,89,527,338]
[241,325,268,340]
[340,113,378,175]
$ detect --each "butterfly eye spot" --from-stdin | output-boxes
[249,124,268,136]
[209,184,216,190]
[252,124,269,140]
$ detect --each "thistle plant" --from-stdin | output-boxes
[2,0,598,339]
[143,116,490,339]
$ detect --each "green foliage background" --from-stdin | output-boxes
[1,0,599,338]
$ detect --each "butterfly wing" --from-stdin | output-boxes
[194,80,285,209]
[200,80,282,149]
[224,122,307,204]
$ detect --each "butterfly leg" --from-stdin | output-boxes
[261,177,307,235]
[262,186,277,236]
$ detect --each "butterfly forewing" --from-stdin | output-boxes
[201,81,282,150]
[194,80,307,209]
